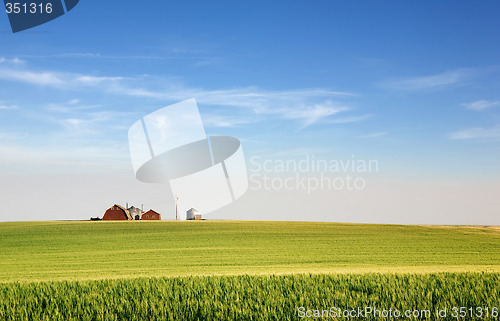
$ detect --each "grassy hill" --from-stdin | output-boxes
[0,221,499,320]
[0,220,498,282]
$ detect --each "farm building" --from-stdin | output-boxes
[186,208,202,220]
[142,209,161,220]
[102,204,132,220]
[101,204,162,221]
[127,205,144,220]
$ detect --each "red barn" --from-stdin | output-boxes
[102,204,132,220]
[141,209,161,220]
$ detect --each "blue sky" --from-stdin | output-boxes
[0,1,499,223]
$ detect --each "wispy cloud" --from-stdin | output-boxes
[0,57,24,65]
[0,69,66,86]
[0,65,362,128]
[461,100,500,111]
[121,86,354,108]
[448,126,500,141]
[19,51,220,61]
[124,87,356,127]
[57,110,135,132]
[45,99,104,113]
[380,68,473,91]
[75,75,124,85]
[60,118,87,130]
[327,114,372,124]
[0,67,125,88]
[280,102,349,127]
[18,53,102,59]
[38,99,135,134]
[358,131,389,138]
[199,96,355,128]
[200,114,254,128]
[0,103,18,110]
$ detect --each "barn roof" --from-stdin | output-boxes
[114,204,132,220]
[187,208,200,215]
[142,209,161,216]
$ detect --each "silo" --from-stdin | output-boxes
[186,208,200,220]
[127,205,144,220]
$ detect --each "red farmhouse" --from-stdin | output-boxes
[142,209,161,220]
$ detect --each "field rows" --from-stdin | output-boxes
[1,273,499,320]
[0,221,498,319]
[0,221,499,282]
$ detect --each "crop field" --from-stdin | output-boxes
[1,220,499,281]
[1,273,499,320]
[0,221,499,320]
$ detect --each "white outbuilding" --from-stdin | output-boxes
[186,208,201,220]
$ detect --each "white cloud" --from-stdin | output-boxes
[75,75,124,85]
[20,53,102,59]
[0,103,17,110]
[280,102,349,127]
[0,65,361,127]
[461,100,500,111]
[57,110,133,131]
[0,57,24,65]
[381,68,473,91]
[359,131,389,138]
[146,88,355,127]
[202,103,363,129]
[61,118,87,130]
[54,53,102,58]
[201,114,253,128]
[327,114,372,124]
[0,69,65,86]
[448,126,500,140]
[120,86,354,112]
[46,100,102,113]
[19,51,215,60]
[0,68,125,88]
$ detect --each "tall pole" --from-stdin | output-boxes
[175,194,179,221]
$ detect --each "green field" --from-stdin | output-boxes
[0,220,499,281]
[0,221,499,320]
[1,274,499,320]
